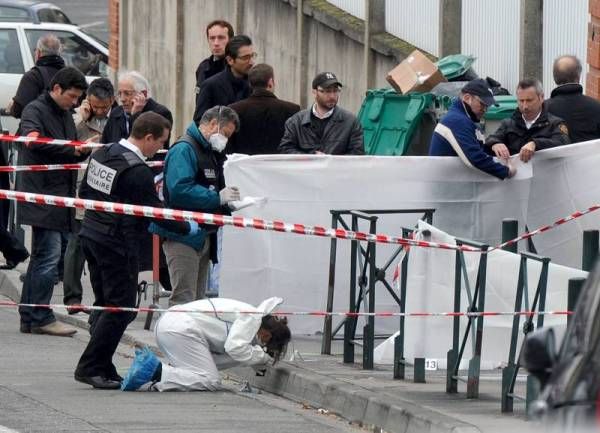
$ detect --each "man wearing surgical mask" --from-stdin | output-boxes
[150,106,241,306]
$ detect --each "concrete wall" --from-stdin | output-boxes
[119,0,414,136]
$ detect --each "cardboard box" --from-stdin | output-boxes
[386,49,447,94]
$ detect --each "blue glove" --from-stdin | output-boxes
[188,220,199,235]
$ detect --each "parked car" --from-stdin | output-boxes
[0,21,109,132]
[523,264,600,431]
[0,1,72,24]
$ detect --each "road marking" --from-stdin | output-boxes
[0,426,20,433]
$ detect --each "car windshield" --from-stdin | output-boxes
[37,8,71,24]
[0,6,31,22]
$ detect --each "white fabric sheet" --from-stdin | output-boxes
[219,142,597,365]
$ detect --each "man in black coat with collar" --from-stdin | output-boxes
[8,34,65,119]
[546,55,600,143]
[17,67,91,337]
[101,71,173,149]
[193,35,255,122]
[195,20,234,107]
[228,64,300,155]
[485,78,570,163]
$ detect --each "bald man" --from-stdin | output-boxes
[546,55,600,143]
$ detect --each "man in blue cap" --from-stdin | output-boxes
[429,78,516,179]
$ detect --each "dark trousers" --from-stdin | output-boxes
[62,234,85,304]
[75,237,137,379]
[19,228,69,327]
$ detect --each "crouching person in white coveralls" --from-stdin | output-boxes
[121,297,291,391]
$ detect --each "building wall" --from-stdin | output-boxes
[117,0,406,136]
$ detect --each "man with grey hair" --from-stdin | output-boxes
[485,78,570,162]
[150,106,241,306]
[546,55,600,143]
[101,70,172,147]
[9,34,64,119]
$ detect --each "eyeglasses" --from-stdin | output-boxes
[117,90,137,98]
[237,52,258,62]
[474,96,489,109]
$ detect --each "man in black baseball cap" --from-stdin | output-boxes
[461,78,499,120]
[279,71,363,155]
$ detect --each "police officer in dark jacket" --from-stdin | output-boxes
[9,34,65,119]
[74,112,197,389]
[193,35,255,122]
[228,63,300,155]
[485,78,570,163]
[17,67,90,337]
[194,20,234,107]
[546,55,600,143]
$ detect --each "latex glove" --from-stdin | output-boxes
[219,186,240,205]
[188,220,199,235]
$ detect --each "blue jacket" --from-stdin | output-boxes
[429,99,509,179]
[149,123,222,250]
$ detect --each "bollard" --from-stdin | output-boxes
[567,278,585,327]
[393,334,405,380]
[414,358,425,383]
[525,375,540,416]
[363,323,374,370]
[582,230,599,272]
[502,219,519,253]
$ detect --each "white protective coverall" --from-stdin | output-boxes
[153,297,282,391]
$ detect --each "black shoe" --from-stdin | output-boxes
[19,323,31,334]
[74,374,121,390]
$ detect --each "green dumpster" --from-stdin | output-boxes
[482,95,517,135]
[357,89,435,156]
[436,54,477,81]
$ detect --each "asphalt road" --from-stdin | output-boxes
[0,305,363,433]
[50,0,109,43]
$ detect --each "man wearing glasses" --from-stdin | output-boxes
[279,72,364,155]
[429,79,516,179]
[193,35,255,122]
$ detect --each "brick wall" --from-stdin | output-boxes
[108,0,119,70]
[588,0,600,98]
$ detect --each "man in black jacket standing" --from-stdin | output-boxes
[228,63,300,155]
[195,20,234,107]
[193,35,255,122]
[8,34,64,119]
[546,55,600,143]
[74,113,196,390]
[279,72,364,155]
[485,78,570,162]
[101,71,173,149]
[17,67,90,337]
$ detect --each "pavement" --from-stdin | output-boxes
[0,258,540,433]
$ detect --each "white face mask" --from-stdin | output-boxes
[209,132,228,152]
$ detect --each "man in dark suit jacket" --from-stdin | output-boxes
[193,35,255,122]
[228,64,300,155]
[101,71,173,148]
[546,55,600,143]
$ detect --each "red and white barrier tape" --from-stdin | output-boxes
[0,189,478,252]
[0,161,164,172]
[0,133,167,153]
[490,203,600,251]
[0,300,572,317]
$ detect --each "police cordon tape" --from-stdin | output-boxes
[0,300,573,317]
[0,161,164,172]
[0,133,167,153]
[0,189,479,252]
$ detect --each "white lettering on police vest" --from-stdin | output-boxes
[87,159,117,194]
[204,168,216,179]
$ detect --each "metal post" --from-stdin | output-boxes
[447,249,462,393]
[438,0,462,57]
[582,229,599,272]
[467,245,489,399]
[414,358,425,383]
[321,214,339,355]
[344,216,359,363]
[502,219,519,253]
[363,218,377,370]
[567,278,585,327]
[519,0,543,81]
[295,0,308,107]
[363,0,385,92]
[393,334,404,379]
[525,375,540,415]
